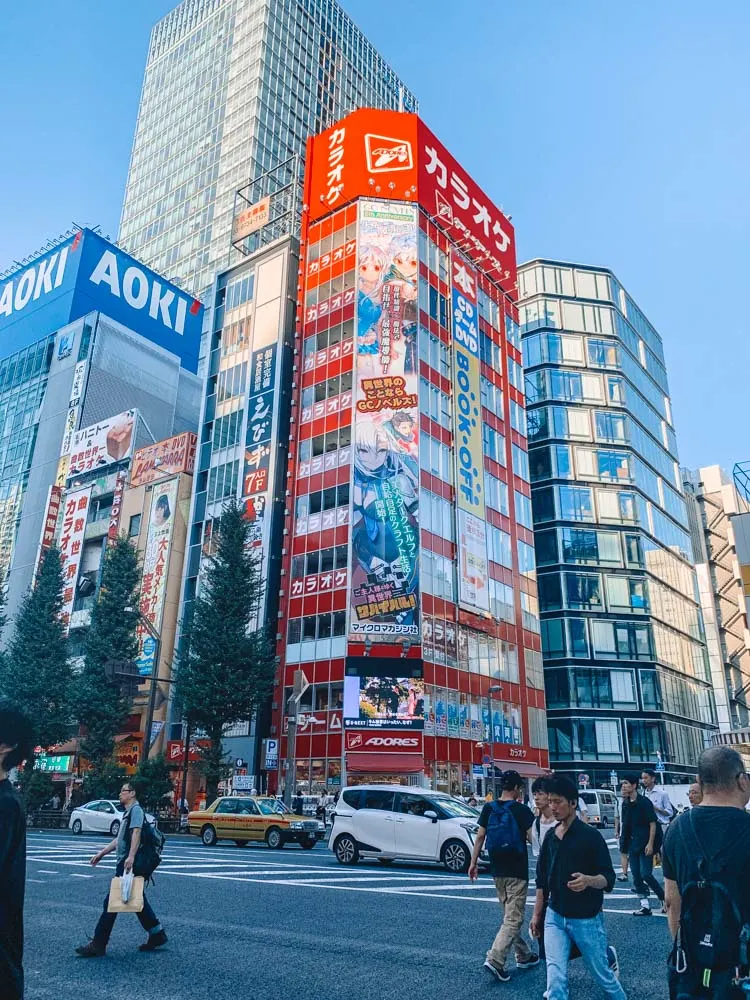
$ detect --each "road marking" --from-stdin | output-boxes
[69,873,94,879]
[36,870,60,874]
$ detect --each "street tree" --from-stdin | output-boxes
[175,499,274,802]
[0,547,73,778]
[75,535,140,771]
[133,753,174,813]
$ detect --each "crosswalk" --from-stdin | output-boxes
[26,832,663,914]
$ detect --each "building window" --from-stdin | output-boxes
[128,514,141,538]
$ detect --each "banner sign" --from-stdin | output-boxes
[349,201,420,639]
[451,254,490,613]
[59,486,92,629]
[69,409,136,476]
[136,478,178,676]
[242,345,276,498]
[41,486,63,549]
[130,431,196,488]
[233,196,270,243]
[108,470,127,540]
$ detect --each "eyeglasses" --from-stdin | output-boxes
[120,787,134,793]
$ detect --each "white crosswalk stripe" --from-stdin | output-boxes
[25,833,664,914]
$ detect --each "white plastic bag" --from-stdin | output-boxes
[120,870,134,903]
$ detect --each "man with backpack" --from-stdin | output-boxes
[468,769,539,982]
[663,746,750,999]
[75,781,166,957]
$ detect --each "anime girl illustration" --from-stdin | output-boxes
[357,244,386,357]
[382,233,419,374]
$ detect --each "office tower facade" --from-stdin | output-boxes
[683,465,750,733]
[519,260,716,783]
[119,0,418,298]
[0,229,203,632]
[269,109,548,800]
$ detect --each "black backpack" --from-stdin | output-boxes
[125,808,166,881]
[670,811,750,999]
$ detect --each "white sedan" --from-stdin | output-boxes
[69,800,155,836]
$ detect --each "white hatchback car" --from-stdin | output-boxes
[330,785,483,873]
[69,800,155,836]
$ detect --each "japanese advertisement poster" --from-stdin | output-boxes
[68,409,136,476]
[136,477,178,676]
[59,486,92,630]
[349,200,420,639]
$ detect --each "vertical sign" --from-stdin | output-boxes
[451,254,490,613]
[59,486,92,630]
[41,486,63,550]
[136,478,179,676]
[349,201,420,639]
[56,360,88,487]
[108,470,127,540]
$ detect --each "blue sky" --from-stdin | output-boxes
[1,1,748,471]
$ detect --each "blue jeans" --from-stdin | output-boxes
[628,850,664,904]
[93,860,162,948]
[544,908,627,1000]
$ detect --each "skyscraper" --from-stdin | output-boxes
[519,260,717,783]
[119,0,417,298]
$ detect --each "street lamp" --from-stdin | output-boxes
[487,684,503,798]
[125,606,162,763]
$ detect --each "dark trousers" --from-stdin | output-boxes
[628,849,664,903]
[93,860,160,947]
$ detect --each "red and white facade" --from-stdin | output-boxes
[271,110,549,796]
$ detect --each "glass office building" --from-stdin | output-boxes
[119,0,417,299]
[519,260,716,783]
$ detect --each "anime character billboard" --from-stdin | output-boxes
[349,201,420,639]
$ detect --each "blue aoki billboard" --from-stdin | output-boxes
[0,229,204,371]
[349,200,420,639]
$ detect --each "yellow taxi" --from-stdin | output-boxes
[188,796,326,849]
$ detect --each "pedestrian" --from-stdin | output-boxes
[468,769,539,983]
[50,792,61,810]
[663,746,750,999]
[0,703,34,1000]
[614,788,629,882]
[619,773,664,916]
[687,782,703,808]
[292,788,304,814]
[531,777,557,858]
[530,776,625,1000]
[641,768,675,835]
[75,781,167,957]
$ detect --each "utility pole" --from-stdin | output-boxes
[283,669,309,807]
[487,684,503,798]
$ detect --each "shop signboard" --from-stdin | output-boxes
[35,754,73,773]
[59,486,92,630]
[130,432,196,488]
[136,478,179,675]
[68,409,136,476]
[349,200,420,639]
[343,656,423,730]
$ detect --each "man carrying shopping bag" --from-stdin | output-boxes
[75,782,167,957]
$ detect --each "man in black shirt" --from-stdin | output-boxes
[468,770,538,982]
[619,773,664,916]
[0,703,34,1000]
[531,776,626,1000]
[663,746,750,999]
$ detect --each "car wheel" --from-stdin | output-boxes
[334,834,359,865]
[71,819,83,835]
[266,827,284,850]
[234,840,249,847]
[442,839,471,874]
[201,825,217,847]
[301,837,316,850]
[378,857,394,866]
[110,820,121,837]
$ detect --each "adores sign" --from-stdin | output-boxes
[345,731,423,754]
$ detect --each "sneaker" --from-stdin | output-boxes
[616,874,629,882]
[75,941,105,958]
[516,955,540,969]
[138,930,168,952]
[607,944,620,978]
[483,960,511,983]
[632,905,652,916]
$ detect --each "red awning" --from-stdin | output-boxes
[346,753,424,774]
[497,761,548,778]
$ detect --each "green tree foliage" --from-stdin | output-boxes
[133,753,174,813]
[81,761,127,802]
[75,536,140,771]
[176,499,275,802]
[20,770,55,812]
[0,547,72,775]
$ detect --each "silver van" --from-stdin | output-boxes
[579,789,618,828]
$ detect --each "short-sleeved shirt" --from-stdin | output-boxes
[0,779,26,1000]
[478,800,533,879]
[662,806,750,918]
[644,786,674,827]
[531,813,557,858]
[620,794,657,854]
[117,802,145,861]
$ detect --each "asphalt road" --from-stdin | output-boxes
[23,830,671,1000]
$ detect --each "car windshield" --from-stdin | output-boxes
[580,792,597,804]
[431,797,479,818]
[257,798,289,816]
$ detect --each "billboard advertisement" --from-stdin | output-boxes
[451,254,490,614]
[0,229,203,371]
[136,478,179,676]
[304,110,516,294]
[233,197,271,243]
[59,486,92,629]
[344,657,423,730]
[130,432,197,488]
[68,409,137,477]
[349,200,420,639]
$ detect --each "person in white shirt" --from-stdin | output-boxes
[531,777,557,857]
[640,768,674,833]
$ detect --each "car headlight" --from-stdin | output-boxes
[289,821,304,830]
[460,822,479,838]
